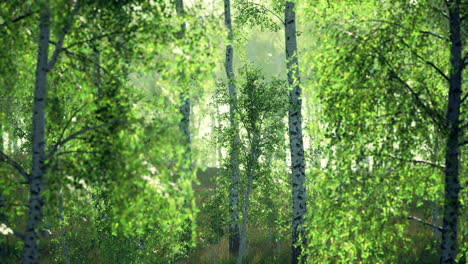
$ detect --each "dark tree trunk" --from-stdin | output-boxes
[223,0,240,256]
[440,1,463,263]
[285,2,307,264]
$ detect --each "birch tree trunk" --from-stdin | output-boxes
[92,42,101,97]
[23,1,78,262]
[0,113,3,152]
[237,140,259,264]
[285,2,307,264]
[440,0,463,263]
[224,0,241,256]
[23,1,50,264]
[22,3,50,263]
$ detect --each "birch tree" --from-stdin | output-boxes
[234,2,309,262]
[441,0,464,262]
[285,2,307,263]
[301,0,466,262]
[223,0,241,256]
[23,1,79,262]
[231,66,287,264]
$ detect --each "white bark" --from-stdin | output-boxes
[224,0,241,255]
[285,2,307,264]
[237,145,259,264]
[22,3,50,263]
[22,1,78,262]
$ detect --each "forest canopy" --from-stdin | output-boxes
[0,0,466,264]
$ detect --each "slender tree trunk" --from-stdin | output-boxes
[92,43,101,97]
[0,112,3,152]
[224,0,240,256]
[59,189,70,264]
[440,1,463,263]
[237,143,259,264]
[22,3,50,263]
[22,1,77,262]
[285,2,307,264]
[216,106,223,167]
[175,0,193,252]
[176,0,191,163]
[431,140,441,241]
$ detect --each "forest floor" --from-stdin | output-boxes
[177,168,441,264]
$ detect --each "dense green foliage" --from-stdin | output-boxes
[0,0,466,263]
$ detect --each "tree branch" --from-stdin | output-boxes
[388,69,446,129]
[245,1,285,25]
[10,11,37,24]
[341,29,446,129]
[459,140,468,147]
[0,151,29,181]
[361,19,448,41]
[13,230,26,240]
[46,120,123,160]
[407,216,442,232]
[430,6,449,19]
[65,30,129,49]
[55,150,101,157]
[398,40,449,81]
[380,153,445,170]
[462,92,468,104]
[51,41,112,75]
[51,104,86,157]
[47,0,80,71]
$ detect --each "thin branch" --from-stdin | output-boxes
[459,140,468,147]
[55,150,101,157]
[51,41,112,75]
[398,40,449,81]
[247,1,285,25]
[380,153,445,170]
[46,120,123,160]
[341,29,446,129]
[388,69,446,129]
[407,216,443,231]
[0,151,29,181]
[50,104,87,157]
[65,30,129,49]
[13,230,25,240]
[361,19,448,41]
[419,30,448,41]
[430,6,449,19]
[47,0,80,71]
[10,11,37,24]
[462,92,468,104]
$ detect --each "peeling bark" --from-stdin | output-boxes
[440,1,463,263]
[285,2,307,264]
[224,0,240,255]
